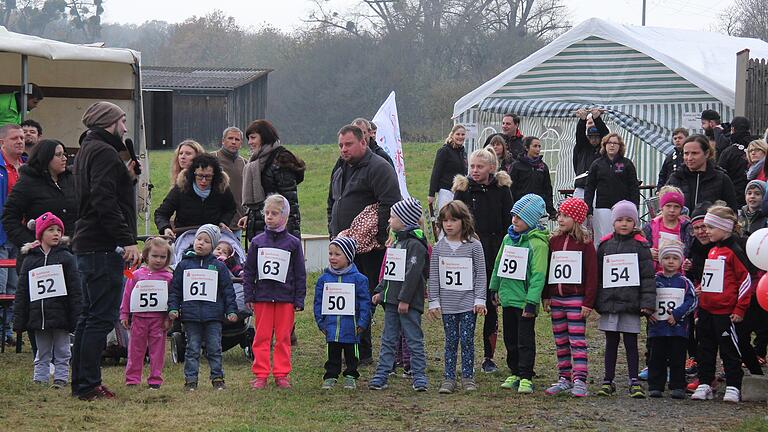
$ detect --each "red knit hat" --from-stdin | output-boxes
[35,212,64,240]
[558,197,588,224]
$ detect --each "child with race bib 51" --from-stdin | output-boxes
[168,224,238,391]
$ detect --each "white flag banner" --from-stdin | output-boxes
[373,91,409,198]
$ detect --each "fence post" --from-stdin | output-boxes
[735,49,750,117]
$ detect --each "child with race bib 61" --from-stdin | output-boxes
[13,212,82,389]
[489,193,549,394]
[168,224,238,391]
[244,194,306,389]
[119,237,174,389]
[314,237,371,390]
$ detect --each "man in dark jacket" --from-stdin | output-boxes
[656,128,688,192]
[352,118,394,168]
[483,113,525,161]
[718,116,754,208]
[328,124,401,364]
[700,109,731,161]
[70,101,141,401]
[573,108,609,195]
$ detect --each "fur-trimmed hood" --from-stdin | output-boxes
[176,168,230,193]
[451,170,511,193]
[21,236,71,255]
[273,148,306,174]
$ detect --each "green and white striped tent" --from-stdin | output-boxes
[453,18,768,205]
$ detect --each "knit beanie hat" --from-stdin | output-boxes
[511,193,547,229]
[558,197,588,224]
[700,109,720,121]
[330,236,357,264]
[30,211,64,241]
[611,200,639,226]
[391,197,423,229]
[659,240,685,261]
[746,180,766,196]
[82,101,126,128]
[659,190,685,208]
[196,224,221,245]
[690,201,712,224]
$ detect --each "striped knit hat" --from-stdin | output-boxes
[330,236,357,264]
[659,240,685,261]
[511,194,546,229]
[391,197,422,229]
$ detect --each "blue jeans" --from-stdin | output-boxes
[183,321,223,383]
[71,252,124,396]
[0,243,18,338]
[373,307,427,383]
[443,311,476,380]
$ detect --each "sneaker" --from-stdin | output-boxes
[463,378,477,392]
[690,384,714,400]
[51,380,67,389]
[630,382,646,398]
[670,388,686,399]
[412,375,428,392]
[723,386,740,403]
[275,377,291,389]
[638,367,649,380]
[545,377,573,395]
[500,375,520,389]
[685,358,698,375]
[482,358,498,374]
[184,381,198,392]
[321,378,337,390]
[648,389,663,398]
[571,379,588,397]
[368,378,388,390]
[343,376,356,390]
[687,378,718,393]
[148,384,161,390]
[78,385,116,401]
[401,369,413,379]
[596,382,616,396]
[250,377,267,389]
[517,378,534,394]
[438,380,456,394]
[212,378,226,390]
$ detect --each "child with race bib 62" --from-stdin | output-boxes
[119,237,174,389]
[244,194,306,389]
[168,224,238,391]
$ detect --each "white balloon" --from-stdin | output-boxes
[746,228,768,271]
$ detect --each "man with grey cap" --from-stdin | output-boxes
[70,101,141,401]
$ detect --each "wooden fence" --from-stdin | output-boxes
[737,50,768,136]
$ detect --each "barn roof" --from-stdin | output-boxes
[141,66,272,90]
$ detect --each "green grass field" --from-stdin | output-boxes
[1,143,768,431]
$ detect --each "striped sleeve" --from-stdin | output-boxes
[428,240,485,314]
[472,240,487,307]
[428,241,442,310]
[676,275,698,321]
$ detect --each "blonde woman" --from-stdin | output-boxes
[428,125,467,211]
[170,139,205,183]
[746,139,768,182]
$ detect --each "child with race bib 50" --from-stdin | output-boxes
[168,224,238,391]
[243,194,306,389]
[13,212,82,389]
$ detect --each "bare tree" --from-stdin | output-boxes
[0,0,104,39]
[719,0,768,42]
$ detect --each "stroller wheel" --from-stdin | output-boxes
[170,332,185,364]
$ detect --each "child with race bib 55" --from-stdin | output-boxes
[243,194,306,389]
[168,224,238,391]
[489,193,549,394]
[119,237,174,389]
[13,212,82,389]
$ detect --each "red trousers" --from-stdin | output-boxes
[252,302,295,378]
[125,315,166,385]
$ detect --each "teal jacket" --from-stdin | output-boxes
[489,228,549,314]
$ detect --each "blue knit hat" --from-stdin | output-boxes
[511,194,546,229]
[391,197,423,229]
[330,236,357,264]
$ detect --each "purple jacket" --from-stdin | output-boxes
[243,228,307,309]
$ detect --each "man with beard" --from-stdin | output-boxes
[700,110,730,161]
[21,119,42,158]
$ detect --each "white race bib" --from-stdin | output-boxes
[659,231,680,243]
[28,264,67,302]
[701,259,725,293]
[654,287,685,320]
[130,280,169,313]
[496,246,529,280]
[439,257,473,291]
[548,251,583,284]
[257,247,291,283]
[321,283,355,316]
[383,248,406,282]
[602,253,640,288]
[183,269,218,302]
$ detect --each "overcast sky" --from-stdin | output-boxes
[102,0,734,33]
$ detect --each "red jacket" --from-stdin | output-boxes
[701,236,752,317]
[543,234,598,309]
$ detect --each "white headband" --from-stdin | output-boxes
[703,212,734,232]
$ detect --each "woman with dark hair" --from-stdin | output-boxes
[154,153,236,238]
[508,136,556,218]
[237,119,305,243]
[428,125,467,211]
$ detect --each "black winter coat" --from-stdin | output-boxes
[595,232,656,314]
[584,154,640,212]
[369,138,394,168]
[573,116,609,188]
[718,137,750,207]
[484,132,525,161]
[666,161,738,213]
[656,148,683,193]
[13,243,82,332]
[155,172,236,233]
[429,144,467,197]
[685,238,714,287]
[508,156,556,217]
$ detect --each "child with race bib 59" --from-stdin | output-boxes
[168,224,238,391]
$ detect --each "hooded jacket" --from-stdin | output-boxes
[508,156,556,217]
[666,161,738,213]
[154,169,236,234]
[119,266,173,321]
[374,229,429,313]
[595,232,656,314]
[488,227,549,313]
[168,250,238,322]
[573,116,609,188]
[313,264,372,344]
[584,154,640,212]
[13,241,82,332]
[648,272,697,338]
[429,143,467,197]
[543,233,598,309]
[242,228,307,309]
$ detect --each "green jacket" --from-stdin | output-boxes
[374,228,429,313]
[0,92,21,127]
[489,228,549,312]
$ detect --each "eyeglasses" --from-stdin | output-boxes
[194,174,213,181]
[54,152,66,159]
[692,225,707,232]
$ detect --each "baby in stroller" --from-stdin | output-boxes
[214,241,243,278]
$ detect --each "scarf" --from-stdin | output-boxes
[747,157,765,181]
[507,225,531,242]
[522,155,545,170]
[328,264,353,276]
[219,146,239,161]
[193,182,211,199]
[242,142,278,207]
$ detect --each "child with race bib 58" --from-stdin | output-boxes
[168,224,238,391]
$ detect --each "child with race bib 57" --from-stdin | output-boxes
[168,224,238,391]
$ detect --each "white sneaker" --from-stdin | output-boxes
[690,384,714,400]
[722,386,740,403]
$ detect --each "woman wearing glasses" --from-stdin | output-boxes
[155,153,236,239]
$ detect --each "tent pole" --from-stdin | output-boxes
[642,0,646,26]
[20,54,28,121]
[132,61,150,237]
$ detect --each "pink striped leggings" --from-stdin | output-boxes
[550,296,588,382]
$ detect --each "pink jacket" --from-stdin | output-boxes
[119,266,173,321]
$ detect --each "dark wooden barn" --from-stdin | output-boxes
[141,66,272,150]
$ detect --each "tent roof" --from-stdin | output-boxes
[0,26,139,64]
[453,18,768,117]
[142,66,272,90]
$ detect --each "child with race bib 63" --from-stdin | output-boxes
[13,212,82,389]
[168,225,238,391]
[489,193,549,394]
[244,194,306,389]
[119,237,174,389]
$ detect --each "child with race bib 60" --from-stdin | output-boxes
[13,212,82,389]
[489,193,549,394]
[243,194,306,389]
[119,237,174,389]
[314,237,371,390]
[168,225,238,391]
